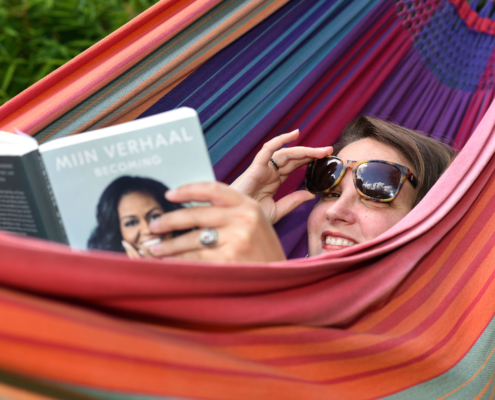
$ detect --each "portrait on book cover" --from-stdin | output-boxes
[38,109,215,250]
[87,175,183,258]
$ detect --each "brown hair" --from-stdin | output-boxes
[334,116,456,207]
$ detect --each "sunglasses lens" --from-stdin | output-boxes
[306,158,343,193]
[355,162,402,200]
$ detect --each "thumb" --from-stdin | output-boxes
[273,190,316,223]
[122,240,142,259]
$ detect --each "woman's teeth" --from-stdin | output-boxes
[325,236,355,246]
[142,238,162,247]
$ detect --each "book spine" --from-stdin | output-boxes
[21,151,69,244]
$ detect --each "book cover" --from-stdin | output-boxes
[39,108,214,252]
[0,133,66,242]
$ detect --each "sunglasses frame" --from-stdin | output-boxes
[305,156,418,202]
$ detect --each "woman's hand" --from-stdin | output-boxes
[122,240,153,260]
[145,182,286,263]
[231,130,333,224]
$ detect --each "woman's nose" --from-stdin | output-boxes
[324,174,358,225]
[140,220,151,235]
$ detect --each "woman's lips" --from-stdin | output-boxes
[321,231,357,250]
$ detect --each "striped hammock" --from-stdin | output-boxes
[0,0,495,398]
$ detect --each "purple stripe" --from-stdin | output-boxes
[140,0,338,121]
[214,0,393,181]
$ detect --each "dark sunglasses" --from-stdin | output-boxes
[305,156,418,202]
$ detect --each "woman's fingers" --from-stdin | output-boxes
[122,240,155,259]
[253,129,300,165]
[143,181,286,263]
[147,228,223,257]
[165,181,246,208]
[150,203,230,234]
[165,182,260,207]
[122,240,142,259]
[271,146,333,174]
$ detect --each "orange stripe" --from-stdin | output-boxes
[0,340,334,400]
[0,295,295,378]
[353,169,495,332]
[298,274,495,399]
[107,69,195,126]
[384,209,495,337]
[0,257,493,399]
[268,245,495,379]
[212,208,495,361]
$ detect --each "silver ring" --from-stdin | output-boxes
[199,229,218,247]
[270,157,280,170]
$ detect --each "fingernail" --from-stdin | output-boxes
[121,240,131,249]
[149,220,159,231]
[165,189,177,200]
[150,244,161,255]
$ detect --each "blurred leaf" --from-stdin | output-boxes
[3,26,19,37]
[2,63,16,91]
[0,0,160,105]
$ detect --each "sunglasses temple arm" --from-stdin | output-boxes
[407,172,418,188]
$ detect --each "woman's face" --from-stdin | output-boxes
[118,191,165,247]
[307,138,416,256]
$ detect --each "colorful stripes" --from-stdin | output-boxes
[32,0,290,142]
[0,100,494,399]
[0,136,494,398]
[1,0,495,398]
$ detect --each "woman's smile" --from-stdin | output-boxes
[118,191,165,247]
[321,231,357,249]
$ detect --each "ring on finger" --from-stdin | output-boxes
[270,157,280,170]
[199,228,218,248]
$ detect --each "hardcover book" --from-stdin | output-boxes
[0,108,214,254]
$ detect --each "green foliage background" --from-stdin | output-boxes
[0,0,159,105]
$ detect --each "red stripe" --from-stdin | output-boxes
[449,0,495,35]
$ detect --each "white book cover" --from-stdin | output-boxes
[39,107,214,251]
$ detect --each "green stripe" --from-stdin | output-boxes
[382,316,495,399]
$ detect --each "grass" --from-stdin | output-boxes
[0,0,159,105]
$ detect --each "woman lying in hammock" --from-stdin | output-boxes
[140,116,455,262]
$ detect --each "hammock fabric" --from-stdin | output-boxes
[1,0,495,398]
